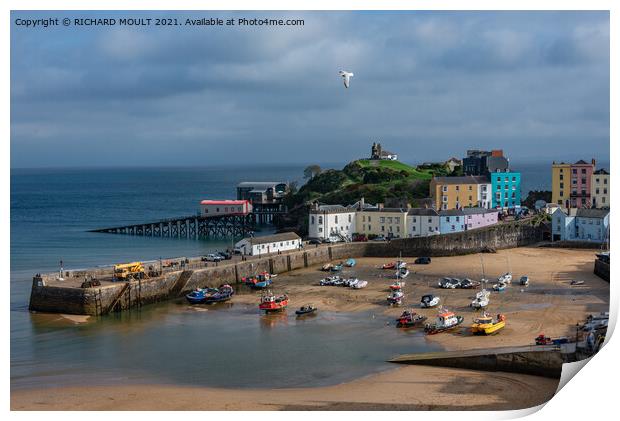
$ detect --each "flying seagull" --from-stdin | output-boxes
[339,70,354,88]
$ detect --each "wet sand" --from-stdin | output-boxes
[12,247,606,410]
[11,365,558,411]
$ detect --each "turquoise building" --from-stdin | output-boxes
[491,171,521,210]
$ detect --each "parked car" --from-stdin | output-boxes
[322,237,335,243]
[308,239,322,245]
[202,253,223,262]
[372,235,387,242]
[216,251,232,260]
[353,234,368,242]
[414,257,431,264]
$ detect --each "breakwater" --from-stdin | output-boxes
[29,222,545,316]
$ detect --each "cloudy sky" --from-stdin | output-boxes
[11,11,609,168]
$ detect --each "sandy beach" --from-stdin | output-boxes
[11,365,558,411]
[12,247,607,411]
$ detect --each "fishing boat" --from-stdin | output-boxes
[470,294,489,309]
[243,272,273,289]
[471,312,506,335]
[498,273,512,284]
[395,267,410,279]
[382,261,396,269]
[319,276,340,286]
[185,287,218,304]
[352,280,368,289]
[396,260,407,270]
[259,291,289,313]
[204,285,235,304]
[295,304,317,316]
[396,310,427,328]
[475,289,490,299]
[390,280,405,290]
[519,276,530,286]
[493,282,507,292]
[387,290,404,306]
[347,278,359,288]
[345,258,356,267]
[420,294,440,308]
[424,309,464,334]
[459,278,478,289]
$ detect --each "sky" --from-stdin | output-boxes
[10,11,610,168]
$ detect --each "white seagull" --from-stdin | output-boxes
[339,70,354,88]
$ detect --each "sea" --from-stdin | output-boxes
[9,161,602,391]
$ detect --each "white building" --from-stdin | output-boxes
[234,232,302,256]
[477,183,492,209]
[591,169,610,209]
[551,208,609,242]
[407,208,440,237]
[308,205,357,240]
[200,200,252,217]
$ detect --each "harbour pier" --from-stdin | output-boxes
[90,213,255,239]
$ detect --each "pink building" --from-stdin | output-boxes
[570,159,596,208]
[462,208,499,230]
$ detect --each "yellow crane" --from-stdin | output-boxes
[113,262,145,281]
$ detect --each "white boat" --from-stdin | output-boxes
[348,279,359,288]
[475,289,490,299]
[352,280,368,289]
[387,290,404,306]
[396,260,407,270]
[493,282,507,292]
[498,273,512,284]
[420,294,440,308]
[395,267,409,279]
[471,294,489,309]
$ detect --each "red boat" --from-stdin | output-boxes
[382,262,396,269]
[259,291,289,313]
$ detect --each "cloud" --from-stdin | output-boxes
[10,11,610,168]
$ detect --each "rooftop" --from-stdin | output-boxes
[433,175,489,185]
[461,207,498,215]
[408,208,439,216]
[439,209,465,216]
[242,232,301,246]
[594,169,609,175]
[576,208,610,218]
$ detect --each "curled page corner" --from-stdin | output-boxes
[557,357,592,393]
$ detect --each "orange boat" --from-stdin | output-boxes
[259,291,289,313]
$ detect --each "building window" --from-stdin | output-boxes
[413,217,417,223]
[381,226,385,232]
[395,217,400,224]
[318,216,323,224]
[496,177,501,182]
[348,215,352,223]
[451,225,455,230]
[572,169,577,174]
[455,186,460,191]
[442,196,448,203]
[311,216,315,224]
[442,204,447,210]
[596,178,600,183]
[428,217,432,223]
[335,215,338,223]
[442,186,448,192]
[368,224,372,230]
[380,217,385,223]
[581,169,586,174]
[560,191,563,196]
[412,226,416,231]
[456,216,460,222]
[596,188,600,194]
[560,174,564,180]
[512,176,516,182]
[468,185,472,191]
[504,177,509,182]
[387,217,393,223]
[604,179,608,185]
[581,178,587,184]
[318,227,323,233]
[216,208,220,212]
[560,183,564,189]
[604,188,608,194]
[368,216,372,222]
[446,216,450,222]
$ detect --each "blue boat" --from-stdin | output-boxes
[331,264,343,272]
[185,287,218,304]
[345,258,356,267]
[204,285,235,304]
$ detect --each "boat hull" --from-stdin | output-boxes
[259,300,289,312]
[471,320,506,335]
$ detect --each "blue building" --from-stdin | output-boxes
[491,171,521,210]
[438,209,465,234]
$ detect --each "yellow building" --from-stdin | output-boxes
[430,176,487,211]
[355,207,408,238]
[551,162,571,208]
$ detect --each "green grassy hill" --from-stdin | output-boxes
[276,159,456,233]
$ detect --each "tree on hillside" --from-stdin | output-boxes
[304,165,322,179]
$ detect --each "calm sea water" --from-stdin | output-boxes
[9,162,580,390]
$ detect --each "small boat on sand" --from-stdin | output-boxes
[420,294,440,308]
[387,291,404,306]
[493,282,507,292]
[352,280,368,289]
[382,261,396,269]
[424,309,464,334]
[570,280,585,286]
[295,304,317,316]
[395,268,410,279]
[498,272,512,284]
[319,276,340,286]
[345,258,356,267]
[185,287,219,304]
[396,260,407,270]
[470,294,489,309]
[243,272,273,289]
[322,263,333,271]
[259,291,289,313]
[390,280,405,290]
[396,310,427,328]
[471,312,506,335]
[331,264,343,272]
[519,276,530,286]
[204,284,234,304]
